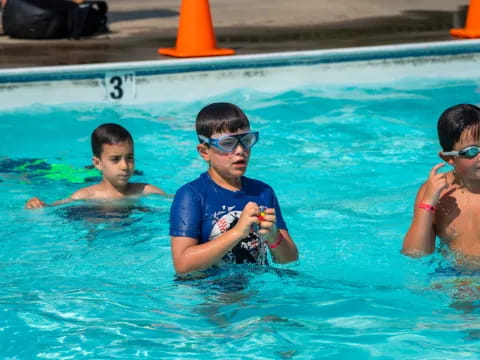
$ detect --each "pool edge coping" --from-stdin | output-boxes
[1,39,480,83]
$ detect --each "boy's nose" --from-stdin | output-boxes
[119,159,129,169]
[233,143,248,154]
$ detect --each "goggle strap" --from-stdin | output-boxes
[198,135,209,144]
[442,151,458,156]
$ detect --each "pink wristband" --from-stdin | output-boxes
[268,233,283,249]
[418,203,437,212]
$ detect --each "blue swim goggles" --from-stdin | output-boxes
[442,145,480,159]
[198,131,259,152]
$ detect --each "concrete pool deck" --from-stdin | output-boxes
[0,0,472,68]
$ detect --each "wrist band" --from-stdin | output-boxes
[268,233,283,249]
[418,203,437,212]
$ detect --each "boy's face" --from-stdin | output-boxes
[445,128,480,180]
[93,141,135,188]
[198,128,253,180]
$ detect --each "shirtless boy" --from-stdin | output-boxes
[25,123,166,208]
[403,104,480,259]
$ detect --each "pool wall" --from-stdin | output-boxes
[1,40,480,109]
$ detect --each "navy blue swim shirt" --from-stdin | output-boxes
[169,172,287,264]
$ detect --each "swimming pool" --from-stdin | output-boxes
[2,41,480,359]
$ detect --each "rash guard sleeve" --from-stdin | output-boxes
[169,184,203,239]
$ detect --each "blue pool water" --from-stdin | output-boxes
[2,77,480,359]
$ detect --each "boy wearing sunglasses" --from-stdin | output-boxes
[169,102,298,275]
[403,104,480,258]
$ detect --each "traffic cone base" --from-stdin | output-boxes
[158,0,235,58]
[450,28,480,38]
[158,47,235,58]
[450,0,480,39]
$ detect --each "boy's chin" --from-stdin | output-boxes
[112,177,131,186]
[468,167,480,176]
[231,167,247,176]
[463,173,480,183]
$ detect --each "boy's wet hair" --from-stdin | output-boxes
[195,102,250,138]
[91,123,133,157]
[438,104,480,151]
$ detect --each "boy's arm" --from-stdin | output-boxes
[402,163,448,257]
[269,229,298,263]
[25,185,92,209]
[171,202,260,274]
[171,231,245,274]
[143,184,172,197]
[25,197,47,209]
[259,207,298,263]
[25,196,75,209]
[402,184,436,256]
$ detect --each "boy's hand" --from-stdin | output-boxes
[25,197,46,209]
[233,202,261,238]
[421,163,449,205]
[258,207,278,243]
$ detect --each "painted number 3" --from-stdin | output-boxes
[109,76,123,99]
[105,72,136,102]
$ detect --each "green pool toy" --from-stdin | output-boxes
[1,158,101,183]
[43,163,101,183]
[2,158,142,184]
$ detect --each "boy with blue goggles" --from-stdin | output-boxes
[403,104,480,260]
[169,102,298,275]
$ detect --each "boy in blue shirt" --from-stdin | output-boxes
[169,102,298,275]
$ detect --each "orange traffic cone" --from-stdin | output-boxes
[450,0,480,38]
[158,0,235,58]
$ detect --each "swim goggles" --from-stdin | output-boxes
[198,131,259,152]
[442,145,480,159]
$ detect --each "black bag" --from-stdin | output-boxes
[2,0,108,39]
[69,1,108,39]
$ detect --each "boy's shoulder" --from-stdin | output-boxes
[173,173,276,200]
[70,182,166,200]
[70,184,98,200]
[175,173,209,195]
[136,183,166,196]
[178,173,274,190]
[242,175,275,191]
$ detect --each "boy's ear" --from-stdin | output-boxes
[438,151,454,165]
[197,144,210,161]
[92,156,102,170]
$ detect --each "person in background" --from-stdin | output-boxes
[25,123,167,209]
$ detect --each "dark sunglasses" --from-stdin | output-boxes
[443,145,480,159]
[198,132,259,152]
